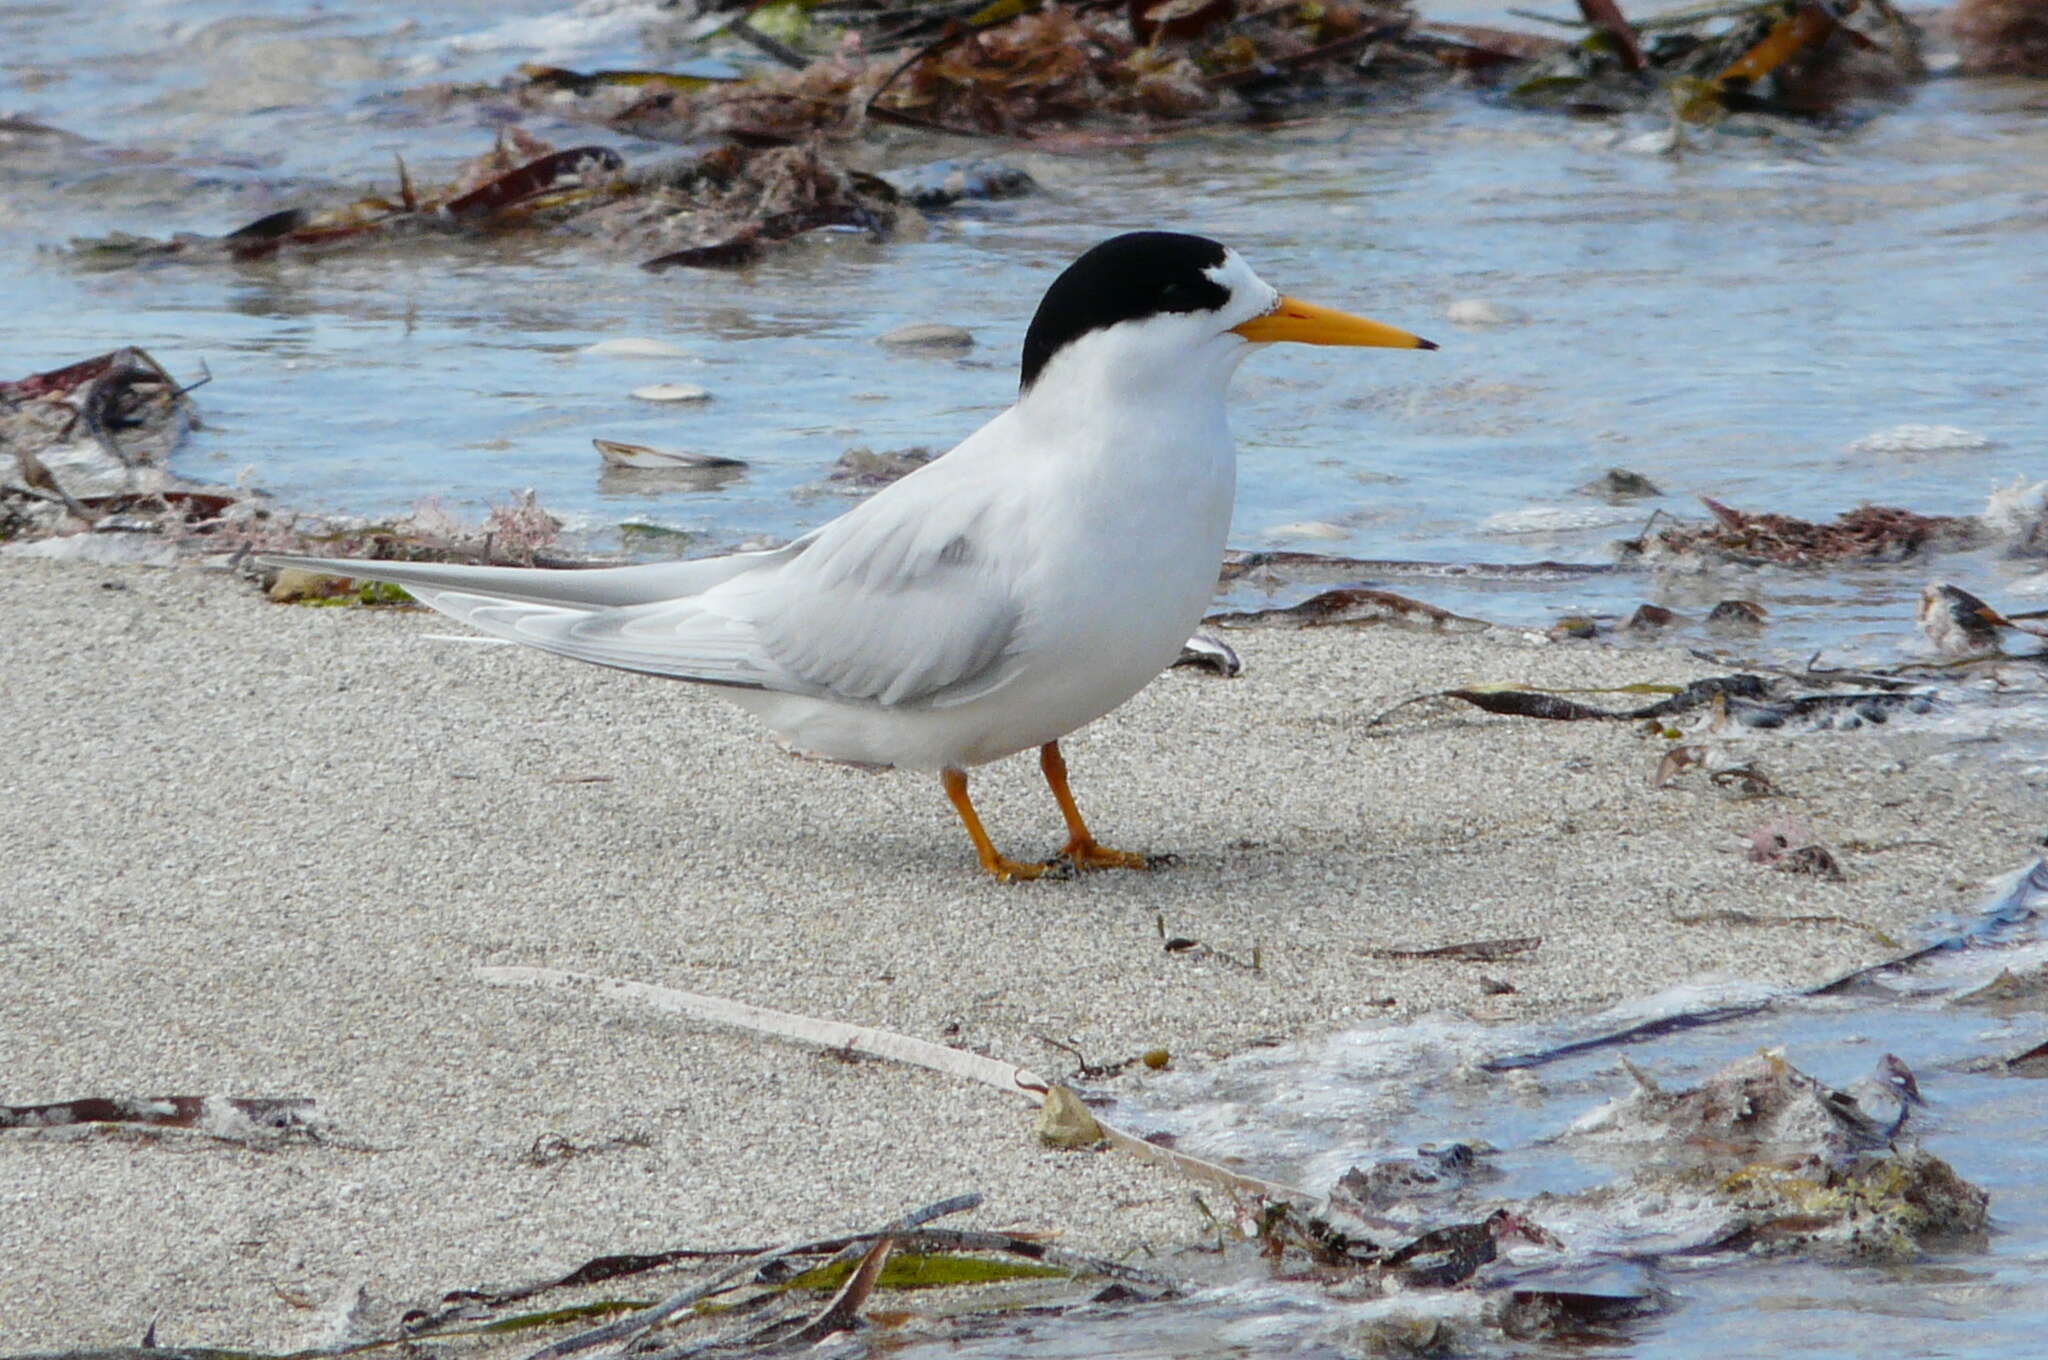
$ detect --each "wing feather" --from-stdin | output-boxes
[268,427,1031,709]
[263,547,805,611]
[707,479,1025,706]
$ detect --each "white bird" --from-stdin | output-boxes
[271,232,1433,880]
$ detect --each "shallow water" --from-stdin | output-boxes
[888,864,2048,1358]
[5,0,2047,670]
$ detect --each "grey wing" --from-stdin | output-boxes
[264,545,805,610]
[747,503,1024,707]
[269,464,1030,708]
[264,543,814,692]
[415,488,1028,708]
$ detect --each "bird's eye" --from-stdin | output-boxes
[1159,281,1198,309]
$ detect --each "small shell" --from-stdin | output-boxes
[584,338,690,358]
[1847,424,1993,454]
[877,323,974,350]
[1445,299,1520,326]
[630,383,712,403]
[594,438,744,470]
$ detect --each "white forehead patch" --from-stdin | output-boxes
[1208,250,1280,319]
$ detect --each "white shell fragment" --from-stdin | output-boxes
[877,323,974,350]
[1263,520,1350,542]
[1174,633,1243,677]
[583,338,690,358]
[1983,477,2048,540]
[593,439,745,470]
[630,383,713,403]
[1847,424,1993,454]
[1480,505,1639,535]
[1445,299,1520,326]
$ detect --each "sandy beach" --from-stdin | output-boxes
[0,555,2032,1352]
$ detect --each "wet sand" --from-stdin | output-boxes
[0,555,2032,1351]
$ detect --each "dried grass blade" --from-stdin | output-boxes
[785,1236,894,1343]
[479,966,1050,1096]
[479,967,1315,1208]
[444,147,625,220]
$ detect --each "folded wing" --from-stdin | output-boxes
[264,462,1028,709]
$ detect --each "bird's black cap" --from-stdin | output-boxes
[1019,232,1232,390]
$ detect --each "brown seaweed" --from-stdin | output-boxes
[1624,497,1975,567]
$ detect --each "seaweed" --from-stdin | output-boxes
[1622,497,1977,567]
[71,135,898,273]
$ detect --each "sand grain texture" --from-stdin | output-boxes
[0,558,2028,1351]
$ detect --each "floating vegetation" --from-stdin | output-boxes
[825,444,939,489]
[1207,585,1493,631]
[1425,0,1924,121]
[407,0,1950,151]
[69,134,900,272]
[474,0,1424,142]
[1622,496,1978,566]
[628,142,900,269]
[73,134,626,264]
[881,156,1038,206]
[52,0,1956,298]
[1952,0,2048,75]
[1560,1050,1987,1258]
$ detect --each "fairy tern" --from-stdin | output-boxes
[270,232,1434,880]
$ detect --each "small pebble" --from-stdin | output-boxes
[1035,1085,1104,1149]
[631,383,712,404]
[881,157,1036,208]
[1577,468,1663,501]
[828,446,936,488]
[1623,604,1680,631]
[267,567,349,604]
[1707,599,1768,628]
[1549,615,1600,641]
[584,338,690,359]
[878,323,974,350]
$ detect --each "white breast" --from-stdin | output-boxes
[734,382,1238,771]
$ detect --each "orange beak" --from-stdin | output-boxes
[1231,296,1436,350]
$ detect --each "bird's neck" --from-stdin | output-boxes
[1010,356,1237,463]
[1003,374,1212,464]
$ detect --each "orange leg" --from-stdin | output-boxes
[942,768,1050,883]
[1039,741,1157,872]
